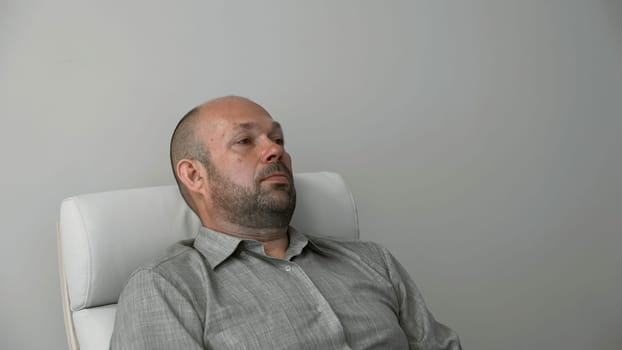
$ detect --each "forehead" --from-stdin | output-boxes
[230,120,282,133]
[196,100,282,136]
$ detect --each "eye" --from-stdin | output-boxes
[274,138,284,146]
[236,138,252,145]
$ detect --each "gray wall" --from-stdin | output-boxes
[1,1,621,349]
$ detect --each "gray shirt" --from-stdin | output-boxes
[110,226,462,350]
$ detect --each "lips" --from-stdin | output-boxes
[257,163,293,185]
[260,172,290,183]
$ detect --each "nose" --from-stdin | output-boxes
[262,139,284,163]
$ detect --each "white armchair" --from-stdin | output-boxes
[58,172,359,350]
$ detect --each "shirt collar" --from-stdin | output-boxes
[283,227,331,259]
[284,227,310,260]
[193,226,327,269]
[193,226,243,268]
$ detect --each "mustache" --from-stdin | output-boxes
[256,163,293,182]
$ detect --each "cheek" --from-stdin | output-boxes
[218,158,253,182]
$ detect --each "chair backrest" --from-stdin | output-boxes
[58,172,359,350]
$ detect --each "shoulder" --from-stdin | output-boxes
[308,234,389,257]
[134,239,197,272]
[309,234,382,252]
[307,235,392,272]
[121,239,207,295]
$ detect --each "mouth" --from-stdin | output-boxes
[260,172,290,184]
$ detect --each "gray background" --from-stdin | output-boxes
[1,1,621,349]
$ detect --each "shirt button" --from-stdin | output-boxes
[316,306,322,313]
[284,265,292,272]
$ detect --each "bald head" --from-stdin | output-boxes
[169,96,271,211]
[197,96,270,119]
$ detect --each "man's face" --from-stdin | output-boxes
[198,101,296,229]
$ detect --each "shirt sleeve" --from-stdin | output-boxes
[378,245,463,350]
[110,268,205,350]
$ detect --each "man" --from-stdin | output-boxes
[110,96,462,349]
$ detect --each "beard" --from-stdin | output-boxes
[206,162,296,229]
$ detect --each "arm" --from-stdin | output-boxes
[379,246,463,350]
[110,269,205,350]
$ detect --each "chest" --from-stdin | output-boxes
[201,251,408,349]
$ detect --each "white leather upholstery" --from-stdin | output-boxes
[58,172,359,350]
[72,305,116,350]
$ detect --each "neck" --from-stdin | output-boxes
[203,221,290,259]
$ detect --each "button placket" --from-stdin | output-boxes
[279,260,349,346]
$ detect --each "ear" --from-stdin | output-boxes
[176,159,206,195]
